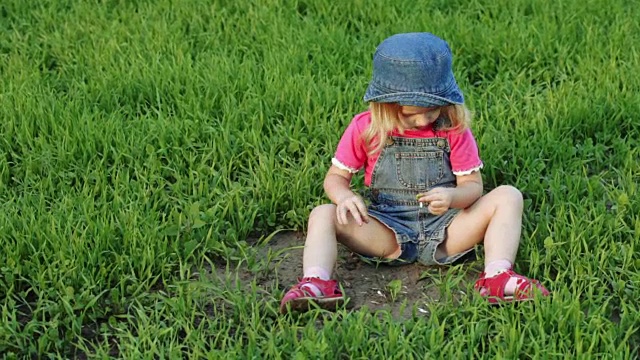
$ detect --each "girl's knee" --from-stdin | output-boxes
[492,185,523,208]
[308,204,337,225]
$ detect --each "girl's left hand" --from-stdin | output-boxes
[417,188,455,216]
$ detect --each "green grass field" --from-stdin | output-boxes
[1,0,640,358]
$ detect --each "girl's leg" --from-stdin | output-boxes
[437,185,523,262]
[303,203,400,279]
[280,203,400,312]
[437,185,548,300]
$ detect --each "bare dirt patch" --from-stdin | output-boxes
[211,231,483,318]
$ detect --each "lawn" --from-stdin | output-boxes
[1,0,639,358]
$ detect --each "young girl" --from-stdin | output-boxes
[280,32,549,313]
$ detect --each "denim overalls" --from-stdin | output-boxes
[365,124,473,266]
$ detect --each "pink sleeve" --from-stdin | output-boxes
[448,128,484,175]
[331,113,369,173]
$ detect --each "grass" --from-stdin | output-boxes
[1,0,639,358]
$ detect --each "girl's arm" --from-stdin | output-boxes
[323,165,369,226]
[449,171,483,209]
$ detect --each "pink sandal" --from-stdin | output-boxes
[280,277,345,314]
[474,269,550,304]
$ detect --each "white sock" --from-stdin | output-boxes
[304,266,331,280]
[484,259,519,296]
[484,259,512,277]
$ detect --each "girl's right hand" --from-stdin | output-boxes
[336,194,370,226]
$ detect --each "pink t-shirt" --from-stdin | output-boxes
[331,111,484,186]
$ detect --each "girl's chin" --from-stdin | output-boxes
[407,125,429,131]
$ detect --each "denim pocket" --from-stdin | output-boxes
[369,202,389,212]
[395,151,444,189]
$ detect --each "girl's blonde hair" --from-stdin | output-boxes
[362,102,473,155]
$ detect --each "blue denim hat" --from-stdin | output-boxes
[364,32,464,107]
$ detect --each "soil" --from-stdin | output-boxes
[211,231,483,318]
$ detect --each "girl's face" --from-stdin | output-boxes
[397,105,441,130]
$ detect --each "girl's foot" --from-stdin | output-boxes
[280,277,344,314]
[474,269,550,304]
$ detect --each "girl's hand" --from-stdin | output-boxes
[336,194,369,226]
[417,188,455,216]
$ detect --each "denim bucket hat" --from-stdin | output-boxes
[364,32,464,107]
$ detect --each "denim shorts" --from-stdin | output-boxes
[359,203,473,266]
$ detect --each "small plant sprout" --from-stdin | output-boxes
[386,279,403,303]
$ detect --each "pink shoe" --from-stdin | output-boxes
[474,269,550,304]
[280,277,344,314]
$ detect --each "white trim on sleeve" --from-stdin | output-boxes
[453,164,484,176]
[331,157,360,174]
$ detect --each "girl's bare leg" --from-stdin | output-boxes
[437,185,523,262]
[436,185,550,298]
[302,204,400,278]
